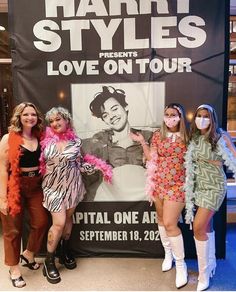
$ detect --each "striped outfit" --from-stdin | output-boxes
[185,133,236,224]
[190,135,226,211]
[42,138,86,212]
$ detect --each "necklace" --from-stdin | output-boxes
[22,135,34,141]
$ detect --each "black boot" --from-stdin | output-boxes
[43,252,61,284]
[59,239,77,270]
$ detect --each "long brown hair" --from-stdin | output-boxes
[190,104,221,150]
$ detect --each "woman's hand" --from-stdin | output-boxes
[130,132,146,144]
[80,162,96,175]
[0,197,8,215]
[222,131,236,158]
[197,158,222,167]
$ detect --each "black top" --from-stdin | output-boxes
[19,143,41,168]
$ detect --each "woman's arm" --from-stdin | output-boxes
[130,132,156,161]
[222,131,236,158]
[0,134,9,215]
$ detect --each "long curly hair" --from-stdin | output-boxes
[8,102,44,136]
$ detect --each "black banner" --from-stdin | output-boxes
[71,202,162,257]
[9,0,229,258]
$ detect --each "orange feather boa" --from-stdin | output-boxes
[8,132,23,216]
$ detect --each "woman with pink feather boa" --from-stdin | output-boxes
[40,107,112,284]
[131,103,189,289]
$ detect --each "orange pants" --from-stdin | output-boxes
[0,175,48,266]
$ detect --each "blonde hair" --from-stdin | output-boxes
[8,102,44,135]
[160,103,189,144]
[45,107,73,129]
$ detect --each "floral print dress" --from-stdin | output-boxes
[151,131,187,202]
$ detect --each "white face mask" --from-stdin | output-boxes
[195,117,210,130]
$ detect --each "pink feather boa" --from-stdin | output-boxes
[83,154,113,184]
[40,127,113,183]
[39,127,78,174]
[145,152,158,204]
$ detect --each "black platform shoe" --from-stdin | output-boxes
[9,271,26,288]
[59,239,77,270]
[43,252,61,284]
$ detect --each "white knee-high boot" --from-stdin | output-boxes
[207,231,216,278]
[169,234,188,288]
[158,225,173,272]
[194,238,210,291]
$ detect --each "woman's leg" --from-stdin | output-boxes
[21,184,48,268]
[162,200,185,236]
[43,208,66,284]
[0,212,26,287]
[154,198,173,272]
[193,207,214,240]
[47,209,66,252]
[154,197,164,225]
[162,200,188,288]
[59,207,77,269]
[193,207,215,291]
[62,207,76,240]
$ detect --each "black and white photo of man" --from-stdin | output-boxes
[71,82,165,201]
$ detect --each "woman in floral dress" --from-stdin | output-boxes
[131,103,189,289]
